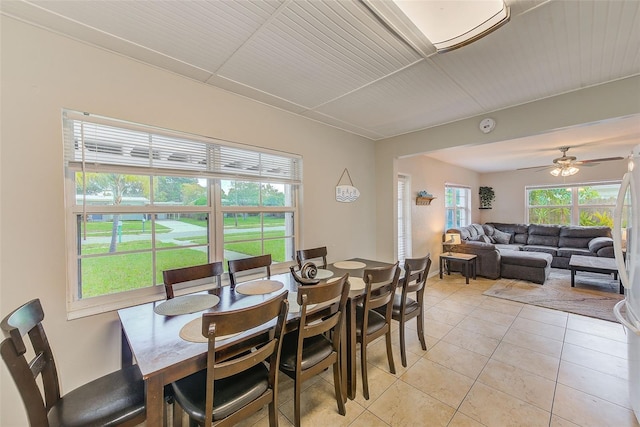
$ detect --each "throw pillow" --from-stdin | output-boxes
[493,229,512,244]
[471,235,492,243]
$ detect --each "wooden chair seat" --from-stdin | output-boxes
[278,274,350,426]
[279,334,333,372]
[389,255,431,367]
[389,293,419,317]
[355,306,387,335]
[355,262,400,400]
[0,298,146,427]
[45,364,145,427]
[172,363,269,422]
[170,293,288,426]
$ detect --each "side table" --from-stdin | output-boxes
[440,252,478,284]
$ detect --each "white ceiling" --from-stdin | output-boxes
[2,0,639,172]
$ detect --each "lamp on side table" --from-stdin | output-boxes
[443,233,461,255]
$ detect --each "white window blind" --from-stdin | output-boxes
[398,174,411,262]
[63,110,302,184]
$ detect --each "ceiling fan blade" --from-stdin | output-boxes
[516,165,551,171]
[575,156,624,164]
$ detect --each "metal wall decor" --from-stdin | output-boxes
[335,168,360,203]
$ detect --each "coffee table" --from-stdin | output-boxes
[569,255,623,294]
[440,252,477,284]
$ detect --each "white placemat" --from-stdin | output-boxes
[179,318,243,343]
[315,269,334,279]
[333,260,366,269]
[348,277,366,291]
[154,294,220,316]
[287,292,317,313]
[236,280,284,295]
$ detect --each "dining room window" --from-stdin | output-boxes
[63,110,301,318]
[445,184,470,229]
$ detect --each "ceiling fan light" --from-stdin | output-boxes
[550,168,561,176]
[566,166,579,176]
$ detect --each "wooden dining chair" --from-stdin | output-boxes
[0,298,146,427]
[170,292,289,427]
[390,255,431,367]
[228,254,272,290]
[279,274,350,426]
[163,261,224,299]
[356,262,400,400]
[296,246,328,268]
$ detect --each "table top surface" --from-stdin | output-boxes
[440,252,477,261]
[118,258,392,379]
[569,255,617,270]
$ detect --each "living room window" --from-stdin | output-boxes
[445,184,470,229]
[526,182,620,226]
[63,110,302,318]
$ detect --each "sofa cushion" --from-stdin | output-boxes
[529,224,561,236]
[489,223,529,244]
[588,236,614,253]
[501,250,552,267]
[523,245,558,256]
[471,235,492,243]
[560,226,611,238]
[527,234,559,247]
[495,244,523,251]
[493,229,512,244]
[471,224,484,236]
[557,247,592,258]
[463,240,495,251]
[482,224,496,237]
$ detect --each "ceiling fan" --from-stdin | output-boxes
[518,146,624,176]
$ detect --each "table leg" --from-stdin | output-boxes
[145,375,165,427]
[439,257,443,279]
[121,329,133,368]
[464,261,469,284]
[346,298,356,400]
[571,268,576,287]
[472,258,477,280]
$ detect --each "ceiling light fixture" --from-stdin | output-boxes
[364,0,510,53]
[550,165,580,177]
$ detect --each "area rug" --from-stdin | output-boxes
[483,269,623,322]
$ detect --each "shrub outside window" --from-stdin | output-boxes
[526,182,620,226]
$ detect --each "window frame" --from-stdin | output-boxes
[63,111,301,319]
[397,174,412,263]
[525,181,621,226]
[445,184,471,229]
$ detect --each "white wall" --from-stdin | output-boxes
[0,17,376,425]
[376,76,640,262]
[397,155,479,261]
[479,159,629,224]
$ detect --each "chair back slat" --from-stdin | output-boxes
[201,292,288,426]
[163,261,223,299]
[1,299,61,425]
[403,255,431,294]
[297,274,350,354]
[363,263,400,311]
[296,246,328,268]
[228,254,272,290]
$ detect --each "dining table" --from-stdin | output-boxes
[118,257,394,425]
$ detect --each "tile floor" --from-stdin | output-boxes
[178,272,640,427]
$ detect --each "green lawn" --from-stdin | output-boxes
[80,220,287,297]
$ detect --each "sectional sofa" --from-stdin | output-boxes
[444,222,614,284]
